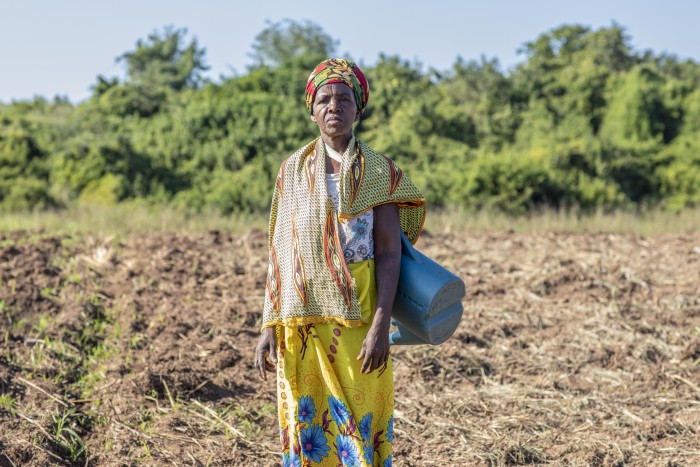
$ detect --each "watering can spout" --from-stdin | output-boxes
[388,322,425,345]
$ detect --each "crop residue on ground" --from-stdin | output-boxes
[1,229,699,465]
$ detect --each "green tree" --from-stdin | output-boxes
[92,27,208,117]
[600,65,669,147]
[440,56,519,151]
[249,19,338,68]
[118,26,208,90]
[0,124,54,211]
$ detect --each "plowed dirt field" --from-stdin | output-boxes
[1,229,699,466]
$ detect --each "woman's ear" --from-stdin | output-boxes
[310,114,317,123]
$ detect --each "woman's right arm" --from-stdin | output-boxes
[255,161,285,381]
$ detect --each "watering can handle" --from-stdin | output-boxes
[400,231,421,262]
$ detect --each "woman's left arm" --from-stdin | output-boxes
[358,203,401,374]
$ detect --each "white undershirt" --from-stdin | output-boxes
[325,149,374,263]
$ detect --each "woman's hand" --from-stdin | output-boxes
[357,312,391,374]
[254,327,277,381]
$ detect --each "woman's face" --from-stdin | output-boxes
[310,83,359,140]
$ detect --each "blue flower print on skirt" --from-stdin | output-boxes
[300,424,330,463]
[359,413,373,442]
[283,452,302,467]
[297,395,316,424]
[363,443,375,465]
[328,395,351,426]
[335,434,360,466]
[359,412,375,464]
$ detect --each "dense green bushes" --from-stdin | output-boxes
[1,21,699,214]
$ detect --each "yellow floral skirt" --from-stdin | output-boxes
[276,259,393,467]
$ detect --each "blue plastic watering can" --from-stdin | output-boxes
[389,232,466,345]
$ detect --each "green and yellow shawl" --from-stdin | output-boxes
[262,137,425,330]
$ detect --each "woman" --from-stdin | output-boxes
[255,58,425,466]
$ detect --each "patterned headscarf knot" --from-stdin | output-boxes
[305,58,369,115]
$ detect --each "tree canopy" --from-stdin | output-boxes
[2,20,700,214]
[249,19,338,68]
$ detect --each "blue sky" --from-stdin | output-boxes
[2,0,698,103]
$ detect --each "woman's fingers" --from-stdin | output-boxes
[268,340,277,364]
[361,354,372,374]
[375,352,385,372]
[359,336,391,374]
[365,346,390,374]
[362,348,382,374]
[359,341,374,374]
[255,349,266,380]
[373,351,385,372]
[357,346,366,361]
[256,346,274,380]
[255,328,278,381]
[259,349,279,379]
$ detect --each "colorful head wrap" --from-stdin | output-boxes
[305,58,369,115]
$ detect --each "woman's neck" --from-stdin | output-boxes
[320,132,353,154]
